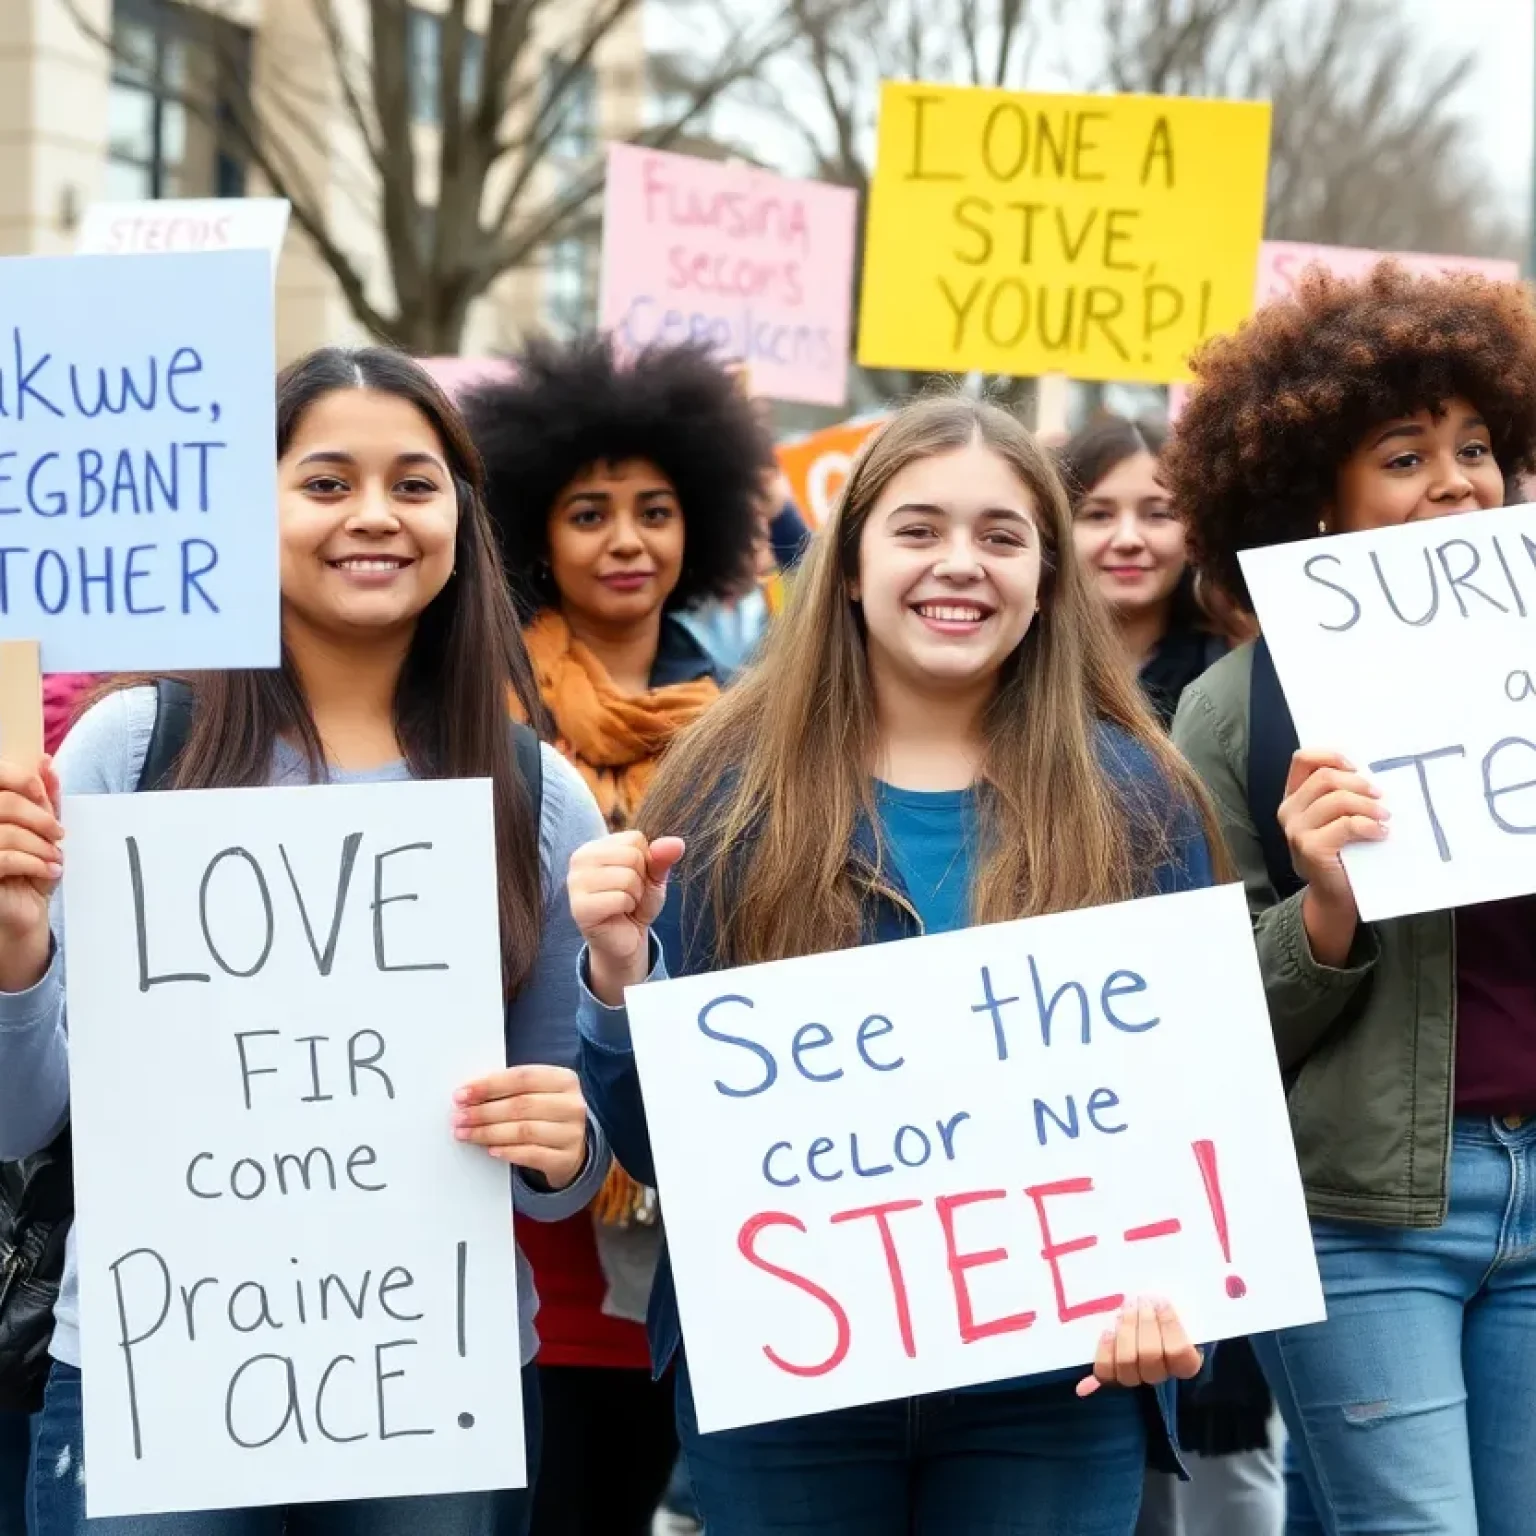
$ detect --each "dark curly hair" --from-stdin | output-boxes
[460,335,775,618]
[1163,262,1536,612]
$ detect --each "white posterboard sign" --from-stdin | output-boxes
[0,249,279,672]
[626,883,1322,1433]
[63,780,524,1517]
[1240,505,1536,920]
[77,198,291,275]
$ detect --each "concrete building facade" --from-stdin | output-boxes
[0,0,646,360]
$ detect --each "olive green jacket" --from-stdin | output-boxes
[1173,644,1455,1229]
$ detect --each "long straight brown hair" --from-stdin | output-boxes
[113,347,548,996]
[640,395,1229,966]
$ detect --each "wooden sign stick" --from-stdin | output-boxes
[0,641,44,766]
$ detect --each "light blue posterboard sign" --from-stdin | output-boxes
[0,249,277,671]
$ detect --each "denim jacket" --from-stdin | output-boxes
[577,723,1215,1474]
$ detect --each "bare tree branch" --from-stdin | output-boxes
[65,0,804,352]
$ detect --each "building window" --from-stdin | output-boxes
[543,237,594,336]
[107,0,248,200]
[543,55,597,160]
[408,8,485,125]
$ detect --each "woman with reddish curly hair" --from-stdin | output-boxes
[1166,262,1536,1536]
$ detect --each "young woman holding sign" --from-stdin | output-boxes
[462,337,773,1536]
[0,347,613,1536]
[567,396,1221,1534]
[1059,415,1238,730]
[1166,263,1536,1536]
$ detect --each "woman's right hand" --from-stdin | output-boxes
[1277,749,1386,966]
[567,830,685,1006]
[0,756,63,993]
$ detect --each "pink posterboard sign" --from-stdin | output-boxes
[1170,241,1523,418]
[418,356,515,398]
[1257,241,1520,302]
[599,143,857,408]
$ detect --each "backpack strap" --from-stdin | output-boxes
[512,721,544,826]
[137,679,195,793]
[136,680,543,815]
[1246,637,1304,900]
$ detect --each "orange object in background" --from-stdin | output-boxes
[776,417,886,527]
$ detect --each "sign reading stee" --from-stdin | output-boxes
[1242,504,1536,919]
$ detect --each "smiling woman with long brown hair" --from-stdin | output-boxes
[0,346,613,1536]
[462,336,774,1536]
[566,395,1229,1535]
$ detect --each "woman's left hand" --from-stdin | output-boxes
[1076,1297,1203,1398]
[452,1065,589,1190]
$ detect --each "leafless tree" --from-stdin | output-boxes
[738,0,1047,405]
[1095,0,1517,257]
[68,0,796,354]
[747,0,1511,406]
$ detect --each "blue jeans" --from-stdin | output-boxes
[675,1353,1147,1534]
[28,1363,539,1536]
[1253,1115,1536,1536]
[0,1409,31,1536]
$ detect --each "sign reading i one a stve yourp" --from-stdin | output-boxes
[1242,505,1536,921]
[857,85,1272,385]
[599,143,858,407]
[64,779,525,1517]
[77,197,291,275]
[624,883,1323,1433]
[0,249,278,672]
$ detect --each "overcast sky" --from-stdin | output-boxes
[651,0,1536,255]
[1421,0,1531,213]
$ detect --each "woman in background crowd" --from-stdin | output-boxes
[1061,415,1280,1535]
[463,336,773,1536]
[1168,263,1536,1536]
[1060,416,1232,728]
[571,396,1219,1535]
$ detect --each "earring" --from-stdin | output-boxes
[1317,518,1329,535]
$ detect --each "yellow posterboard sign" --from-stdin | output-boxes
[858,85,1271,384]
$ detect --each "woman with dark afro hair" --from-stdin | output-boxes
[1166,262,1536,1536]
[460,335,775,1536]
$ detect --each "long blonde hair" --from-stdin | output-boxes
[640,396,1228,967]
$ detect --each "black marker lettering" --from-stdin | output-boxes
[371,843,448,972]
[128,836,209,991]
[1369,746,1466,861]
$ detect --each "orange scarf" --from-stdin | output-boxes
[520,610,719,1226]
[520,610,719,832]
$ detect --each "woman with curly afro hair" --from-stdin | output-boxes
[460,335,775,1536]
[1166,262,1536,1536]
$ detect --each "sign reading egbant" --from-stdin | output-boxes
[0,250,278,671]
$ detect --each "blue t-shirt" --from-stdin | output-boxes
[874,778,1083,1394]
[873,782,977,935]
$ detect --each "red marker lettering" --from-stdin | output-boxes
[936,1189,1037,1343]
[1025,1177,1122,1323]
[737,1212,851,1377]
[830,1199,923,1357]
